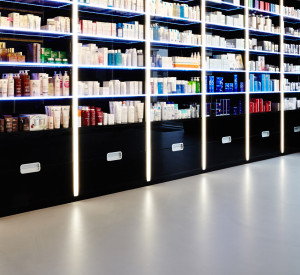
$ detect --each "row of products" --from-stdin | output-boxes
[284,6,300,18]
[79,101,144,126]
[284,43,300,55]
[151,52,201,69]
[207,100,242,116]
[249,38,279,52]
[79,20,144,40]
[78,80,143,96]
[150,77,200,95]
[0,71,69,97]
[0,42,68,64]
[285,98,300,110]
[0,13,70,33]
[249,98,278,113]
[250,56,279,72]
[248,1,279,13]
[285,27,300,37]
[150,102,200,121]
[250,74,280,92]
[151,24,201,45]
[284,79,300,92]
[207,75,244,93]
[78,0,144,12]
[284,63,300,73]
[78,44,144,66]
[206,12,244,27]
[206,34,244,49]
[0,105,70,133]
[150,0,200,21]
[249,14,280,33]
[206,54,244,70]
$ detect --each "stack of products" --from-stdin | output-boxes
[206,11,244,27]
[249,38,279,52]
[249,98,279,113]
[207,74,244,93]
[79,101,144,126]
[249,14,280,33]
[79,0,144,12]
[0,105,70,133]
[248,1,280,13]
[206,33,244,49]
[285,98,300,110]
[284,6,300,18]
[250,74,280,92]
[284,79,300,92]
[207,99,243,116]
[284,43,300,55]
[250,56,279,72]
[0,71,69,97]
[150,102,199,121]
[206,54,244,70]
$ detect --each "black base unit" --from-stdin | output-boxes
[151,119,202,182]
[0,130,73,217]
[207,115,245,170]
[79,124,146,198]
[250,112,280,160]
[285,110,300,154]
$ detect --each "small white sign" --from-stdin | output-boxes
[20,163,41,174]
[222,136,232,144]
[172,143,184,152]
[107,151,122,162]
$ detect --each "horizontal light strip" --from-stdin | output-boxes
[151,67,201,71]
[0,27,72,37]
[150,14,201,24]
[249,71,281,74]
[249,50,280,55]
[248,7,280,16]
[79,95,145,98]
[78,34,145,43]
[0,96,73,101]
[151,40,201,47]
[0,62,72,67]
[79,65,145,70]
[79,3,145,15]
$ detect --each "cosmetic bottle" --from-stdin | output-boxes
[7,74,14,97]
[62,71,69,96]
[54,72,61,96]
[14,74,22,97]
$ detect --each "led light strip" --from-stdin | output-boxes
[145,0,151,182]
[245,2,250,161]
[201,0,207,170]
[280,0,285,154]
[72,1,79,197]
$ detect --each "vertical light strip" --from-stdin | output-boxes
[145,0,151,182]
[72,0,79,197]
[201,0,207,170]
[280,0,285,154]
[245,1,250,161]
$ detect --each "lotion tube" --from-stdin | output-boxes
[62,105,70,128]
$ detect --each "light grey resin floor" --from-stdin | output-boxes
[1,154,300,275]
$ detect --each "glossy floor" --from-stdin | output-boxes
[1,154,300,275]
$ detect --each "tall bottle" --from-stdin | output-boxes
[7,74,14,97]
[54,72,61,96]
[62,71,69,96]
[20,70,30,96]
[14,73,22,97]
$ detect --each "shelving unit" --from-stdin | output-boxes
[0,0,299,217]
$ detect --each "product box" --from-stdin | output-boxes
[209,76,215,93]
[22,114,48,131]
[234,74,238,92]
[216,77,223,93]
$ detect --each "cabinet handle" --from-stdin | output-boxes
[107,151,122,162]
[294,126,300,133]
[222,136,232,144]
[20,162,41,174]
[172,143,184,152]
[262,131,270,138]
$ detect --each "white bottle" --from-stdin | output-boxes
[7,74,14,97]
[132,48,137,67]
[42,74,49,97]
[62,71,70,96]
[127,49,132,66]
[59,71,63,95]
[54,73,61,96]
[1,79,8,97]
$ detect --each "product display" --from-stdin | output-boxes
[150,102,199,121]
[284,79,300,92]
[284,63,300,73]
[249,1,280,13]
[79,101,144,126]
[206,11,244,27]
[78,44,144,67]
[250,74,280,92]
[207,54,244,70]
[151,52,201,69]
[250,56,279,72]
[207,99,243,116]
[150,1,200,20]
[207,33,244,49]
[206,74,244,93]
[249,38,279,52]
[284,6,300,18]
[78,80,143,96]
[79,0,144,12]
[249,14,280,33]
[79,20,144,40]
[151,24,201,45]
[285,98,300,110]
[249,98,279,113]
[151,77,200,94]
[285,27,300,37]
[284,43,300,55]
[0,105,70,133]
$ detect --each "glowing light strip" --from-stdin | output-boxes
[73,0,79,197]
[206,22,245,30]
[78,3,145,15]
[151,67,201,71]
[145,0,151,182]
[150,14,201,24]
[0,27,72,37]
[0,96,73,101]
[206,46,245,52]
[79,95,145,98]
[249,28,280,36]
[245,1,250,161]
[0,62,72,67]
[201,0,207,170]
[78,34,145,43]
[151,94,202,97]
[280,0,285,154]
[250,50,280,55]
[248,7,280,16]
[150,40,201,47]
[79,65,145,70]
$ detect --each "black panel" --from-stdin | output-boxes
[250,112,280,160]
[207,115,245,169]
[0,130,73,217]
[79,124,146,197]
[151,119,201,180]
[285,110,300,153]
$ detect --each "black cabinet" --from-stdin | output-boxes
[151,119,202,181]
[79,124,146,197]
[285,110,300,153]
[0,130,73,217]
[207,115,245,169]
[250,112,280,160]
